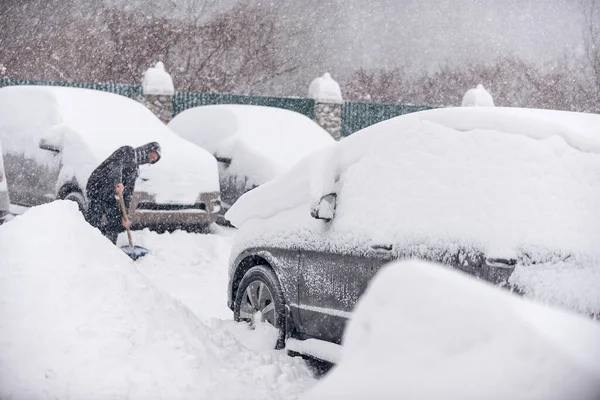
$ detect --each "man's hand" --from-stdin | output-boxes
[115,183,124,196]
[122,217,131,230]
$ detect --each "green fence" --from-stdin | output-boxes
[0,78,435,136]
[173,91,315,119]
[341,102,435,137]
[0,78,143,99]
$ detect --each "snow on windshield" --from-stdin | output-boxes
[169,104,335,187]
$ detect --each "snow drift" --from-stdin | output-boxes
[304,260,600,400]
[0,201,312,399]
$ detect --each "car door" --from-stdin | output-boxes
[296,246,393,344]
[31,141,62,206]
[2,149,61,207]
[2,122,63,207]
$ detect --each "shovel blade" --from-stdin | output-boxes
[120,245,149,261]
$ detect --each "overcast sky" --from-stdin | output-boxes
[310,0,586,73]
[120,0,590,76]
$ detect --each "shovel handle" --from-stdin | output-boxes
[117,191,134,248]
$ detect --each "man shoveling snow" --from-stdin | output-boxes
[85,142,161,244]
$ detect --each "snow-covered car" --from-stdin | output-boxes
[0,140,10,224]
[0,86,221,231]
[168,104,335,220]
[225,106,600,352]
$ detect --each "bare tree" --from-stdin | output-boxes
[344,56,598,112]
[582,0,600,109]
[0,0,306,94]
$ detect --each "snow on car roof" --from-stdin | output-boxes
[168,104,335,186]
[405,106,600,153]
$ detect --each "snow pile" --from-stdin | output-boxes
[308,73,343,104]
[142,61,175,96]
[0,201,314,399]
[304,260,600,400]
[462,83,495,107]
[130,228,235,321]
[509,260,600,316]
[169,104,334,187]
[227,107,600,314]
[0,86,219,203]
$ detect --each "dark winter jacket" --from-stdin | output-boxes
[86,146,139,207]
[85,142,161,230]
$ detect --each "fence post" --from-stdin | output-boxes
[309,73,343,140]
[141,61,175,123]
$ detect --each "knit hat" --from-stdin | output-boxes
[135,142,161,165]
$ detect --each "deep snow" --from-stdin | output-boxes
[2,200,599,399]
[0,201,315,399]
[304,260,600,400]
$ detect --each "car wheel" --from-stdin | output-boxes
[64,191,86,214]
[234,265,286,349]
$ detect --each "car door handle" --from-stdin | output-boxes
[371,244,393,251]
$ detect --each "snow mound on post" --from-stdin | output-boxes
[304,260,600,400]
[142,61,175,96]
[0,201,313,399]
[308,73,343,104]
[462,83,495,107]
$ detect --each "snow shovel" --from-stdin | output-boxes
[117,192,149,261]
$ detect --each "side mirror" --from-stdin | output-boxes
[215,155,232,167]
[39,138,61,153]
[311,193,337,221]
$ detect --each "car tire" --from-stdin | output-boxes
[64,191,86,214]
[234,265,286,349]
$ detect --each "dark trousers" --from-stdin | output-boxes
[86,196,123,244]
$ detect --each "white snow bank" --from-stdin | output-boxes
[0,86,219,203]
[308,73,343,104]
[304,260,600,400]
[169,104,334,187]
[509,260,600,316]
[0,201,313,399]
[142,61,175,96]
[462,83,495,107]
